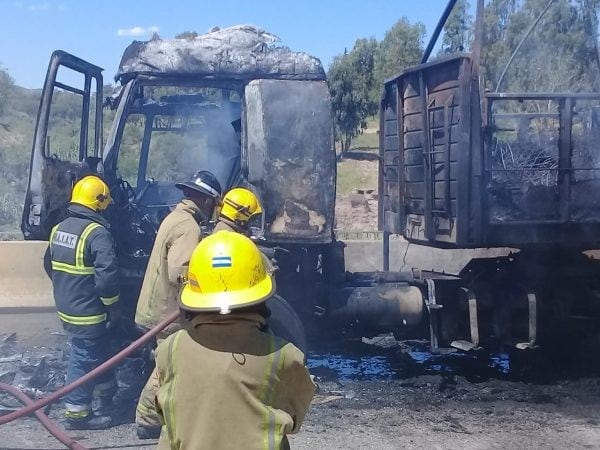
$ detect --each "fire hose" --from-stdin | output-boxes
[0,310,179,449]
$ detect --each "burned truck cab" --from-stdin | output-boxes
[105,27,335,257]
[21,26,336,324]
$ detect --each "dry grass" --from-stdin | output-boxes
[336,159,378,196]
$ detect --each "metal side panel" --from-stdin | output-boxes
[245,79,335,244]
[382,55,475,248]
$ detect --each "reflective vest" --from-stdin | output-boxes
[49,205,120,338]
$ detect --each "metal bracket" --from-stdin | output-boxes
[412,267,423,281]
[425,279,443,350]
[451,287,481,352]
[516,290,538,350]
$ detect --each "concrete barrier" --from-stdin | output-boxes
[343,239,512,274]
[0,239,513,310]
[0,241,54,310]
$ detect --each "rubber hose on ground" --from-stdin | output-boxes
[0,310,179,426]
[0,382,88,450]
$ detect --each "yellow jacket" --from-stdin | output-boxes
[135,200,207,334]
[155,311,315,450]
[212,217,243,233]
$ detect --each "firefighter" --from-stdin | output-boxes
[154,230,315,449]
[213,187,263,235]
[49,175,120,430]
[134,170,222,439]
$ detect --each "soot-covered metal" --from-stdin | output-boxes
[116,25,326,83]
[245,79,335,244]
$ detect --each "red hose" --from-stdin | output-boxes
[0,382,88,450]
[0,310,178,427]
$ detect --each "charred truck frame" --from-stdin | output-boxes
[21,3,600,353]
[380,0,600,350]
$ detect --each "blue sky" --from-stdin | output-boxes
[1,0,452,88]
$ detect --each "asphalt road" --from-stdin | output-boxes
[2,312,600,450]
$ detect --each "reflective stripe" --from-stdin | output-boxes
[51,222,102,276]
[51,261,95,275]
[223,198,252,219]
[65,402,91,419]
[100,294,120,306]
[268,344,285,450]
[57,311,107,325]
[163,331,183,450]
[76,223,102,268]
[194,180,220,197]
[65,410,90,419]
[65,402,91,412]
[49,224,59,244]
[259,336,282,450]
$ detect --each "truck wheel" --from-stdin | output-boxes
[266,294,308,355]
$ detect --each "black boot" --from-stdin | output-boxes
[137,424,162,439]
[65,413,113,430]
[93,395,114,417]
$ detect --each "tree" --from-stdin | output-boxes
[328,18,425,155]
[328,52,365,155]
[175,31,199,40]
[0,65,14,120]
[481,0,520,89]
[483,0,599,92]
[374,18,425,83]
[441,0,473,54]
[349,38,379,117]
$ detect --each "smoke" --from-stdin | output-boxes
[171,104,241,190]
[143,91,242,192]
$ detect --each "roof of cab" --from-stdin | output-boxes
[116,25,326,83]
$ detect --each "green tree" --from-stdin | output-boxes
[349,37,379,117]
[442,0,473,53]
[0,65,14,120]
[328,18,425,154]
[374,18,425,83]
[328,51,365,155]
[484,0,599,92]
[482,0,520,89]
[175,31,199,40]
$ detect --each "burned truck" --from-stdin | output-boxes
[379,0,600,351]
[21,26,336,344]
[22,3,600,355]
[21,24,428,349]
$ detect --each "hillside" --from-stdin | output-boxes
[0,85,40,232]
[0,83,380,235]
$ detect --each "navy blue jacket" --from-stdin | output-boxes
[49,204,120,338]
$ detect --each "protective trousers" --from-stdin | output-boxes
[135,334,165,429]
[64,336,116,419]
[135,367,161,428]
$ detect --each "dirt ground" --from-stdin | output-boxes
[2,314,600,450]
[4,375,600,450]
[335,158,379,232]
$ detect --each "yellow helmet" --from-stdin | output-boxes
[180,230,275,314]
[71,175,112,211]
[219,188,263,226]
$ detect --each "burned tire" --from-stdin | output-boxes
[266,294,308,355]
